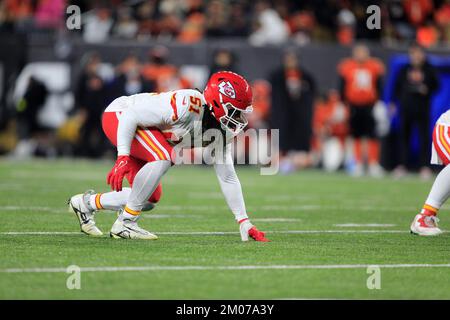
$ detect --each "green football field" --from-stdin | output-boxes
[0,159,449,299]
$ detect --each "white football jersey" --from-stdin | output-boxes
[105,89,206,144]
[436,108,450,126]
[431,108,450,165]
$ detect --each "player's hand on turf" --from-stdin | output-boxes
[249,225,270,242]
[107,155,132,191]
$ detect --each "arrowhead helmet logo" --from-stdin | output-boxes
[218,81,236,99]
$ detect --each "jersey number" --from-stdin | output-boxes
[353,69,372,89]
[188,96,202,114]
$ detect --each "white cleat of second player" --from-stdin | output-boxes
[410,213,443,236]
[68,190,103,236]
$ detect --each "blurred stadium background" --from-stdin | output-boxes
[0,0,449,175]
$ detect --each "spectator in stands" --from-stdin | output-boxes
[337,44,385,177]
[248,79,271,129]
[270,49,316,173]
[109,53,155,98]
[1,0,34,31]
[112,6,138,39]
[209,49,236,76]
[205,0,228,38]
[75,52,102,110]
[336,4,356,45]
[83,7,113,43]
[16,76,48,138]
[386,0,416,41]
[177,12,205,43]
[136,0,157,41]
[157,11,182,40]
[249,0,289,46]
[242,79,272,167]
[73,52,108,158]
[313,90,349,155]
[77,73,107,158]
[392,43,439,179]
[35,0,65,29]
[416,19,440,47]
[289,9,316,45]
[14,76,49,157]
[435,0,450,43]
[312,90,349,171]
[0,2,11,31]
[141,46,191,92]
[141,46,174,88]
[403,0,434,27]
[228,1,250,37]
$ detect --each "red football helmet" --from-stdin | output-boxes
[203,71,253,135]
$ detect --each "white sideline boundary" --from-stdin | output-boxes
[0,229,420,236]
[2,263,450,274]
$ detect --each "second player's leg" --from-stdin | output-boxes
[410,124,450,236]
[410,164,449,236]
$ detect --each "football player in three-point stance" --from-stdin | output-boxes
[68,71,269,242]
[410,109,450,236]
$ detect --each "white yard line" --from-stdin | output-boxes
[253,218,302,222]
[1,231,81,235]
[334,223,396,227]
[274,298,343,300]
[2,263,450,274]
[2,206,62,213]
[267,230,411,234]
[142,214,201,219]
[0,229,423,236]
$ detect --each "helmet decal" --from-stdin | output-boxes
[218,81,236,99]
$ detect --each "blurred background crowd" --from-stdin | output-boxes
[0,0,449,178]
[1,0,450,46]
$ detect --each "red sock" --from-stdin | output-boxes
[421,204,438,216]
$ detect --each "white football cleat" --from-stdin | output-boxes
[410,213,443,236]
[68,190,103,236]
[110,216,158,240]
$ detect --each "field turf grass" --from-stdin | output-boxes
[0,159,449,299]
